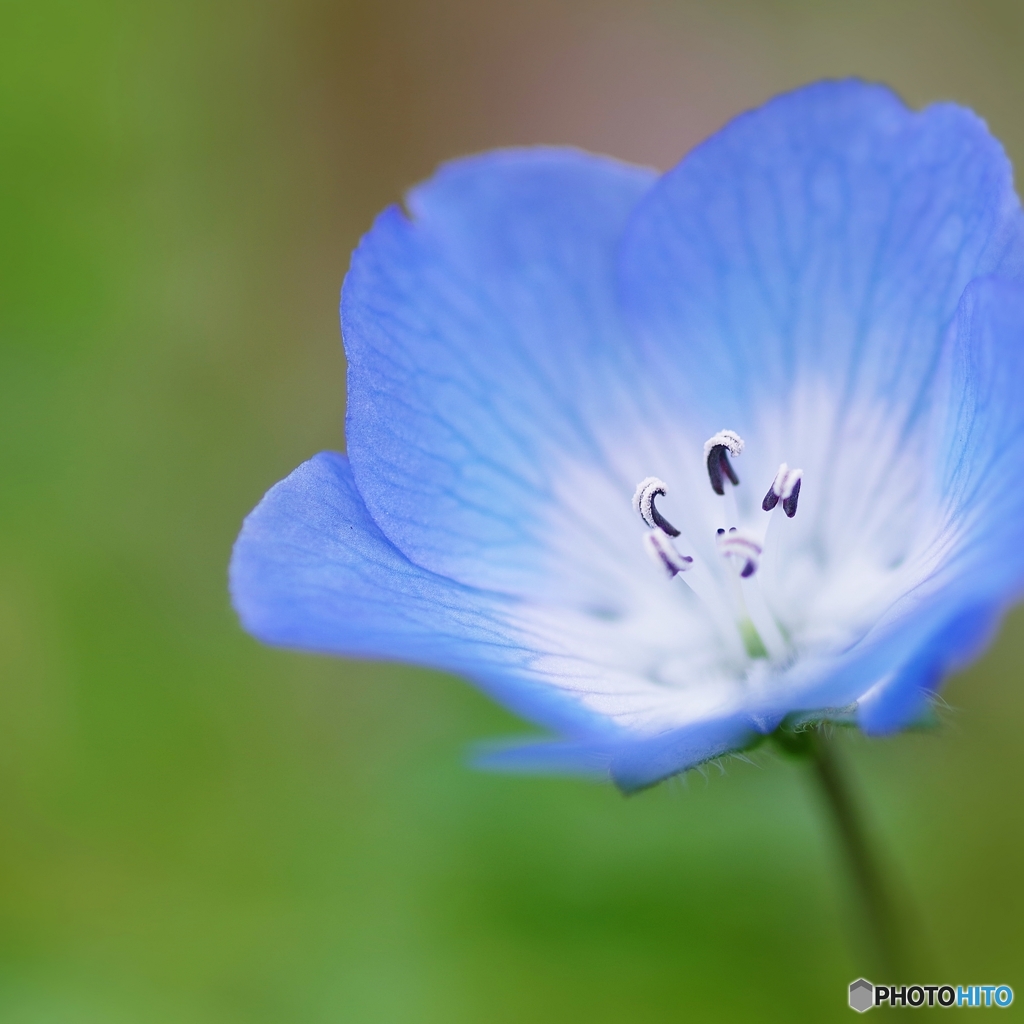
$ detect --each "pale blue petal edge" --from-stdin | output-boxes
[618,79,1024,441]
[806,278,1024,734]
[854,278,1024,731]
[341,148,657,596]
[230,450,625,740]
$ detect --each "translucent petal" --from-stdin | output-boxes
[342,148,657,599]
[619,79,1024,438]
[230,451,753,760]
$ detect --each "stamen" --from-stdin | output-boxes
[716,526,762,578]
[703,430,744,495]
[761,463,803,517]
[632,476,680,537]
[712,526,770,659]
[643,528,693,578]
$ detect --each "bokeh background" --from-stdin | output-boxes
[3,1,1024,1020]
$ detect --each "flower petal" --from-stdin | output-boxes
[797,278,1024,731]
[475,709,761,793]
[618,79,1024,437]
[936,278,1024,590]
[229,451,753,758]
[855,602,997,734]
[230,451,520,672]
[342,148,657,598]
[230,451,589,736]
[854,277,1024,729]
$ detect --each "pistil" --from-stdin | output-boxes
[716,527,776,659]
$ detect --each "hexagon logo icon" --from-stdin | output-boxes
[849,978,874,1012]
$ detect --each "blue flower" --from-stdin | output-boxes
[231,80,1024,791]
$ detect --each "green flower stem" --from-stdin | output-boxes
[774,727,904,977]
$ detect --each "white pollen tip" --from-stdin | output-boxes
[632,476,667,528]
[703,429,745,459]
[771,463,803,499]
[643,528,692,578]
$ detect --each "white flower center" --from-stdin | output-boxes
[533,385,939,704]
[633,431,802,663]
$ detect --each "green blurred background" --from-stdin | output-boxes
[2,1,1024,1020]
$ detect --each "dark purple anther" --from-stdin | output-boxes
[782,477,801,518]
[707,445,740,495]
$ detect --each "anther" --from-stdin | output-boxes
[717,526,762,578]
[632,477,680,537]
[703,430,744,495]
[643,528,693,578]
[761,463,803,518]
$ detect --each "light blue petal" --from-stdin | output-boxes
[475,709,760,793]
[342,148,656,595]
[229,452,603,736]
[607,712,767,791]
[618,79,1024,439]
[828,279,1024,732]
[937,278,1024,585]
[862,277,1024,725]
[230,451,525,671]
[856,603,998,734]
[230,452,737,752]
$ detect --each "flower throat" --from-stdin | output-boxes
[632,431,802,662]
